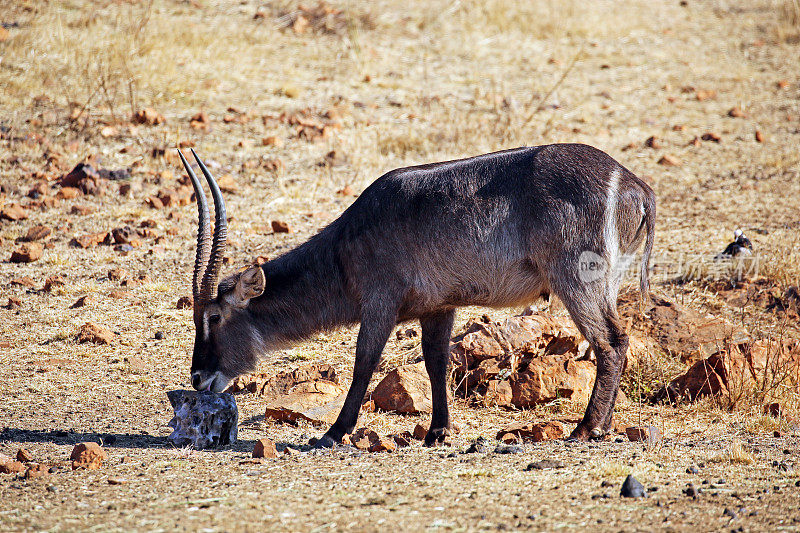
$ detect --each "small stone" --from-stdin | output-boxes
[686,465,700,474]
[271,220,292,233]
[56,187,81,200]
[70,205,94,216]
[369,436,397,453]
[70,232,109,249]
[43,275,66,292]
[644,136,661,149]
[167,390,238,449]
[10,242,43,263]
[253,438,279,458]
[154,331,165,340]
[70,442,108,470]
[412,423,427,441]
[464,437,492,454]
[620,475,647,498]
[70,295,90,308]
[5,297,21,310]
[0,203,28,221]
[176,296,193,309]
[755,130,765,143]
[494,444,524,454]
[391,431,413,448]
[16,449,33,463]
[657,154,682,166]
[262,136,284,147]
[107,477,127,485]
[701,132,721,142]
[24,464,50,479]
[22,225,52,242]
[728,107,747,118]
[526,459,564,470]
[722,507,737,519]
[0,461,25,474]
[76,322,114,345]
[625,426,662,445]
[683,484,699,497]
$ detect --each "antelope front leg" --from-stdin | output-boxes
[314,307,397,449]
[420,310,455,446]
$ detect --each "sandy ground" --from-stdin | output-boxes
[1,0,799,530]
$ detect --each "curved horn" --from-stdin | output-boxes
[178,149,211,309]
[191,149,227,302]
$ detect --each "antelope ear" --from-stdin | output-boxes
[233,267,266,306]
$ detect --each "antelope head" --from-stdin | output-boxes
[179,150,267,392]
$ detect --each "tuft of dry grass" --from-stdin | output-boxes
[708,439,755,465]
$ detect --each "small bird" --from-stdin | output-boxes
[714,229,753,261]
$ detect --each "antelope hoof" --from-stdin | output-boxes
[423,427,451,447]
[312,433,339,450]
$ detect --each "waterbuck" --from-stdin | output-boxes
[178,143,655,446]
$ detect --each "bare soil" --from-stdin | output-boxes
[1,0,799,531]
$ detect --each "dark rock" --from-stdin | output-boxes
[723,507,737,519]
[526,459,564,470]
[620,475,647,498]
[464,437,491,454]
[683,484,699,497]
[686,465,700,474]
[166,390,238,449]
[154,331,165,340]
[494,444,524,454]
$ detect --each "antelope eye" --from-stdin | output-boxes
[208,314,221,324]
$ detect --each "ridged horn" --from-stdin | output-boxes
[178,149,211,311]
[191,149,227,303]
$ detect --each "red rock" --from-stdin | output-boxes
[271,220,292,233]
[70,232,109,248]
[695,88,716,101]
[109,290,131,299]
[653,352,727,402]
[657,154,682,167]
[644,136,661,149]
[349,428,378,450]
[11,276,35,287]
[108,268,130,282]
[509,357,596,407]
[70,295,90,308]
[229,363,339,396]
[10,242,43,263]
[336,184,355,196]
[144,196,164,209]
[0,203,28,221]
[625,426,662,445]
[253,438,279,458]
[16,449,33,463]
[701,132,721,142]
[755,130,764,143]
[0,460,25,474]
[24,464,49,479]
[217,174,238,194]
[76,322,114,345]
[56,187,81,200]
[70,204,94,215]
[372,362,432,414]
[43,275,66,292]
[6,296,22,310]
[262,136,284,147]
[22,225,51,242]
[369,436,397,453]
[28,182,48,198]
[70,442,108,470]
[264,380,346,425]
[391,431,414,448]
[495,421,565,443]
[728,106,747,118]
[176,296,193,309]
[412,423,427,441]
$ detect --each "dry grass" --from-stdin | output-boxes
[2,0,800,530]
